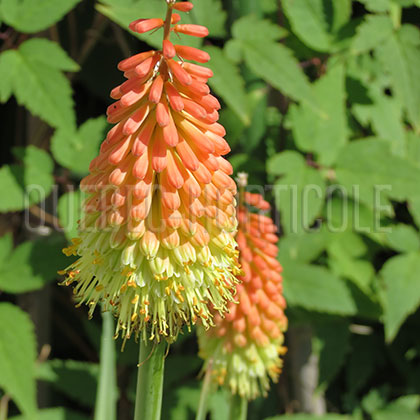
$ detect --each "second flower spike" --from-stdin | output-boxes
[61,1,240,343]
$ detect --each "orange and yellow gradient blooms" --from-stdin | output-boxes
[61,1,240,343]
[198,181,287,399]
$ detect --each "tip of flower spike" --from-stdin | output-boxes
[172,2,194,12]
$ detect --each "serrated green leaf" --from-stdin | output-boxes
[232,15,287,42]
[380,252,420,341]
[37,359,99,408]
[0,39,76,129]
[241,41,319,112]
[385,224,420,252]
[290,63,347,165]
[51,116,107,174]
[352,87,405,156]
[203,46,250,125]
[1,0,81,33]
[268,151,325,234]
[351,15,394,54]
[334,138,420,210]
[283,261,357,315]
[0,146,54,212]
[0,303,37,417]
[0,235,68,293]
[376,26,420,130]
[18,38,79,71]
[282,0,333,51]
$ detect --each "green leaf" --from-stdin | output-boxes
[373,396,420,420]
[203,46,250,125]
[18,38,79,71]
[0,146,54,212]
[232,15,288,43]
[268,151,326,234]
[278,230,328,264]
[0,39,76,129]
[0,233,13,265]
[334,138,420,210]
[283,261,357,315]
[325,196,385,243]
[37,359,99,408]
[351,15,394,54]
[385,224,420,252]
[0,303,37,417]
[0,235,68,293]
[10,408,90,420]
[265,414,352,420]
[380,252,420,341]
[58,190,85,240]
[331,0,352,32]
[408,195,420,229]
[352,87,405,156]
[0,49,18,102]
[188,0,227,38]
[241,41,319,112]
[358,0,391,12]
[289,63,347,165]
[167,385,200,420]
[1,0,81,33]
[376,26,420,130]
[282,0,333,51]
[51,116,107,174]
[327,232,375,294]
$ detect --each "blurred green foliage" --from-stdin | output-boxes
[1,0,420,419]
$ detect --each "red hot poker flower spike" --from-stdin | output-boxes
[198,174,288,399]
[60,1,240,344]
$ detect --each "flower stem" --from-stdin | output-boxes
[195,361,214,420]
[228,394,248,420]
[134,339,166,420]
[94,310,118,420]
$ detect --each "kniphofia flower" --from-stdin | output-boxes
[60,1,240,343]
[198,175,287,399]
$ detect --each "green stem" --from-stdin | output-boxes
[195,362,214,420]
[94,310,118,420]
[228,394,248,420]
[134,339,166,420]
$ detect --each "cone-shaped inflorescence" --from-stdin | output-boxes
[198,174,287,399]
[60,1,240,343]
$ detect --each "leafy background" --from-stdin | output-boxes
[1,0,420,419]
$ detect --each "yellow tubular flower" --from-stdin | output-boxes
[60,1,240,343]
[198,179,287,399]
